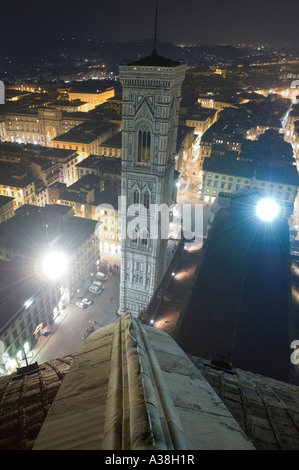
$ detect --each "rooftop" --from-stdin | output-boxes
[76,154,121,175]
[203,151,299,186]
[203,154,254,178]
[37,146,78,160]
[53,120,117,144]
[0,195,14,208]
[99,131,122,149]
[2,313,299,450]
[128,52,182,68]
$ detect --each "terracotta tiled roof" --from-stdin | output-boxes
[190,356,299,450]
[32,314,253,450]
[0,357,74,450]
[2,314,299,450]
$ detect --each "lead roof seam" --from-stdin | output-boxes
[0,378,13,413]
[256,376,299,434]
[243,371,285,449]
[135,320,189,450]
[234,372,253,436]
[130,318,171,450]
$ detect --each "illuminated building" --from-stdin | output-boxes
[0,258,64,375]
[49,99,88,113]
[52,120,120,166]
[0,121,7,142]
[105,92,122,114]
[0,206,100,372]
[201,153,299,214]
[197,119,244,172]
[99,131,122,158]
[93,193,120,255]
[119,52,186,316]
[5,83,46,94]
[0,177,35,210]
[30,158,61,188]
[246,124,282,141]
[185,107,217,136]
[34,186,48,207]
[47,174,121,255]
[76,155,121,194]
[175,125,195,175]
[198,96,237,112]
[1,108,85,146]
[67,87,115,112]
[0,196,14,223]
[38,147,80,186]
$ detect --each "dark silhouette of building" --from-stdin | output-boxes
[173,190,292,382]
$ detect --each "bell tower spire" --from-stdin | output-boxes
[152,2,158,56]
[118,31,186,318]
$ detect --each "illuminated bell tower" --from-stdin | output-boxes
[119,52,186,316]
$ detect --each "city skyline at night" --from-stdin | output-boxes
[1,0,299,50]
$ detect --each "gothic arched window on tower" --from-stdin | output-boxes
[140,227,148,248]
[133,189,140,204]
[144,191,150,210]
[138,128,151,163]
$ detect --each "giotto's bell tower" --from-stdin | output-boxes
[119,51,186,316]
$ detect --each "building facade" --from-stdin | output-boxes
[0,196,14,223]
[67,88,115,112]
[52,121,120,170]
[1,108,85,147]
[0,209,99,374]
[201,156,299,218]
[119,54,186,316]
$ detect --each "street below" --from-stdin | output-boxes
[29,255,121,364]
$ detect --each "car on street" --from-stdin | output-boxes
[82,298,93,305]
[76,301,88,309]
[89,284,103,294]
[42,324,53,336]
[92,280,104,289]
[96,271,108,281]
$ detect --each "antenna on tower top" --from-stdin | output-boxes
[152,2,158,55]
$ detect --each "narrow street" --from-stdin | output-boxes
[29,254,121,364]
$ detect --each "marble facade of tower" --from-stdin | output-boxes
[119,53,186,316]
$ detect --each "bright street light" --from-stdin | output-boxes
[41,250,68,280]
[256,198,280,222]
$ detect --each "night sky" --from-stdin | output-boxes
[1,0,299,48]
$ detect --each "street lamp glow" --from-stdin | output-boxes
[24,299,32,309]
[41,251,68,280]
[256,198,280,222]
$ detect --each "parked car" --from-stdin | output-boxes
[82,298,93,305]
[89,285,103,294]
[92,280,104,289]
[96,271,108,281]
[42,324,53,336]
[98,259,108,274]
[76,301,87,309]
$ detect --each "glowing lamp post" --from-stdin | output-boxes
[41,250,68,280]
[40,250,70,320]
[256,198,280,222]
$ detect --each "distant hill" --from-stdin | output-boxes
[2,36,245,69]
